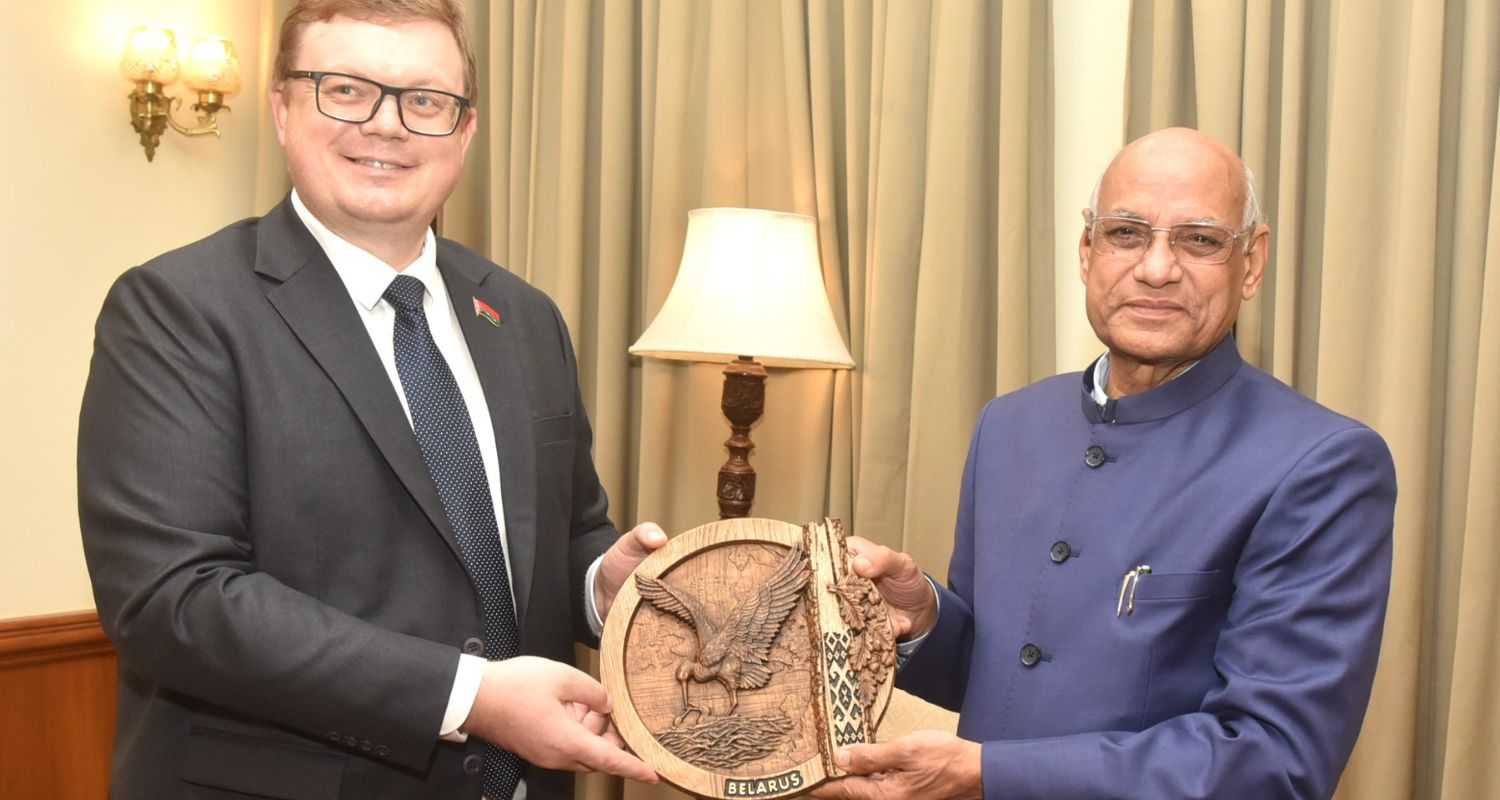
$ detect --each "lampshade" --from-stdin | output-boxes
[183,36,241,96]
[630,208,854,369]
[120,27,179,84]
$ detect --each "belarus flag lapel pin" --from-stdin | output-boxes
[473,296,502,327]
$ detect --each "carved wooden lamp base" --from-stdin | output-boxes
[717,356,767,519]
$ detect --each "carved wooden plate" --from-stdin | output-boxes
[601,517,895,799]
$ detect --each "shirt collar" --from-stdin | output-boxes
[1081,335,1238,424]
[290,189,441,311]
[1090,355,1111,406]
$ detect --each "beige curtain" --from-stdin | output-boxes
[1126,1,1500,798]
[445,0,1500,798]
[451,0,1057,576]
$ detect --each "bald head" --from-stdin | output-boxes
[1091,128,1260,230]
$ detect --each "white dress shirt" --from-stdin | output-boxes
[1092,353,1112,406]
[290,192,514,744]
[1089,352,1197,407]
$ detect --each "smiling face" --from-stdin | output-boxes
[269,15,475,253]
[1080,128,1268,368]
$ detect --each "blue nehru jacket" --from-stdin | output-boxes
[898,335,1396,800]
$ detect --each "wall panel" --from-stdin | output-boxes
[0,612,116,800]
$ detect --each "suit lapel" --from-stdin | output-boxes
[255,200,464,564]
[439,248,538,630]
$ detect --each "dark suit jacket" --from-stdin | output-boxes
[78,197,617,799]
[899,335,1397,799]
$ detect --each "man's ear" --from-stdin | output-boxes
[456,105,479,160]
[1078,209,1094,284]
[270,81,289,146]
[1240,223,1270,300]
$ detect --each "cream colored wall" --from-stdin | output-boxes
[1051,0,1128,369]
[0,0,272,618]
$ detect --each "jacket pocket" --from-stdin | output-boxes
[1133,570,1231,727]
[181,725,345,800]
[1132,569,1226,603]
[534,411,574,446]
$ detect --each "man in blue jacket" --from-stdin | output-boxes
[816,128,1397,800]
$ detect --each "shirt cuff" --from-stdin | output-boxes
[439,653,486,742]
[895,576,942,668]
[584,553,606,637]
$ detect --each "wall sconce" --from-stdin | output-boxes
[121,27,241,162]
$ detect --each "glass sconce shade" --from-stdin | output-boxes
[119,26,240,160]
[183,36,241,96]
[121,27,179,84]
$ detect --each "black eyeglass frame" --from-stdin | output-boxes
[284,70,472,137]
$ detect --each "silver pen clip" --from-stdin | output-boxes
[1115,564,1152,616]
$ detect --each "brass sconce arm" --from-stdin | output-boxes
[128,82,232,161]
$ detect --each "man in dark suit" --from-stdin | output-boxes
[78,2,661,797]
[815,129,1397,799]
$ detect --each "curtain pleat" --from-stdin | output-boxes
[453,2,1500,798]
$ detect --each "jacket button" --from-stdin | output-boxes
[1084,445,1107,468]
[1020,643,1042,668]
[375,745,390,758]
[463,753,484,774]
[1049,541,1072,563]
[359,739,373,752]
[343,735,358,748]
[462,637,485,655]
[327,731,341,742]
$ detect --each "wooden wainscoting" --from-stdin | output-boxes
[0,610,116,799]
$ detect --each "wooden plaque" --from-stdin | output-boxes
[601,517,896,799]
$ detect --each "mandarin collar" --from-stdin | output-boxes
[1081,334,1242,424]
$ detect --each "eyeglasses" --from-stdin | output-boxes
[285,70,470,137]
[1086,214,1253,265]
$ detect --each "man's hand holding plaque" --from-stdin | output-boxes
[597,522,672,620]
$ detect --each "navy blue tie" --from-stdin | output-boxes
[383,274,522,799]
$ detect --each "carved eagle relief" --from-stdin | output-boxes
[635,546,811,725]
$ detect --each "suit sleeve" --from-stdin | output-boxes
[978,426,1397,800]
[895,401,986,709]
[78,267,457,771]
[544,301,619,647]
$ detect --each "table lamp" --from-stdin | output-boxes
[630,207,855,518]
